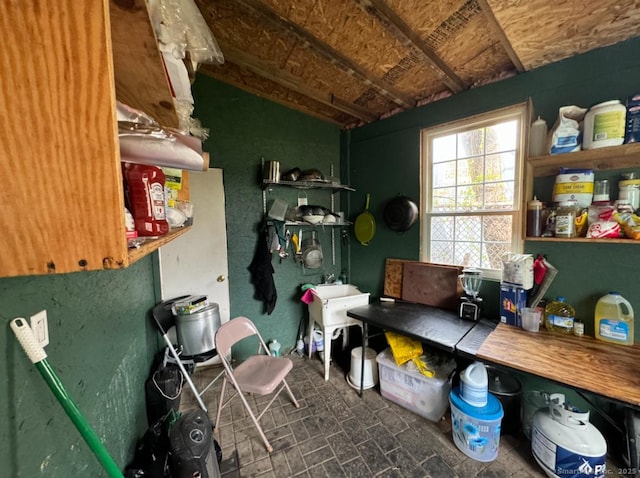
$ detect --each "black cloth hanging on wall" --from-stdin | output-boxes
[247,229,277,315]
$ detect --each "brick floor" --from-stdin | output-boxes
[180,353,621,478]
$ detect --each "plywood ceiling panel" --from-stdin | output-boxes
[192,0,640,128]
[486,0,640,69]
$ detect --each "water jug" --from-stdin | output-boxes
[459,361,488,407]
[595,292,634,346]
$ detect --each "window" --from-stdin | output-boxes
[420,104,526,280]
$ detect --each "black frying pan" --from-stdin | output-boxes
[383,195,419,232]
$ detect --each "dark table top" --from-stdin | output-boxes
[346,300,477,353]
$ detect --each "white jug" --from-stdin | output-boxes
[460,361,488,407]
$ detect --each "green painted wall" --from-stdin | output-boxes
[191,76,343,360]
[3,37,640,476]
[0,259,158,477]
[347,37,640,341]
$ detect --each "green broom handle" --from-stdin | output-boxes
[11,318,124,478]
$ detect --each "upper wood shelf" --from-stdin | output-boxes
[528,142,640,177]
[128,227,191,265]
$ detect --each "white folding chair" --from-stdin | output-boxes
[214,316,299,452]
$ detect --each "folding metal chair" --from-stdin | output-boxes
[151,297,223,413]
[214,316,299,452]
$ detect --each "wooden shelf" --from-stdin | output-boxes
[529,142,640,177]
[525,236,640,244]
[128,227,192,265]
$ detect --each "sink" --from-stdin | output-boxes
[309,284,370,327]
[307,284,370,381]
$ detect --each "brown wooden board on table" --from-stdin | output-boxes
[401,262,463,310]
[383,258,417,298]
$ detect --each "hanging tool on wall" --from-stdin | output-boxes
[10,318,124,478]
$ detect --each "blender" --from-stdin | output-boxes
[458,268,483,321]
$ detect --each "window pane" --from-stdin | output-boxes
[432,135,457,163]
[485,152,515,182]
[433,161,456,188]
[456,184,483,210]
[486,120,517,153]
[484,181,515,209]
[455,216,481,241]
[457,156,484,185]
[431,216,454,241]
[431,241,454,265]
[483,215,512,242]
[457,128,484,158]
[454,241,481,268]
[432,187,456,212]
[483,215,513,269]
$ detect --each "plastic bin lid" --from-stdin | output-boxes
[450,386,503,420]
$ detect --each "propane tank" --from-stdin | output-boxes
[531,394,607,478]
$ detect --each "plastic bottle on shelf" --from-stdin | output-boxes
[529,116,548,157]
[526,197,543,237]
[595,292,634,346]
[544,297,575,334]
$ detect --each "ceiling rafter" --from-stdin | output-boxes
[357,0,467,93]
[476,0,525,72]
[219,45,378,123]
[234,0,415,109]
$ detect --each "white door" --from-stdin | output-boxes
[157,168,231,328]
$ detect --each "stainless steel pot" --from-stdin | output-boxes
[176,303,221,358]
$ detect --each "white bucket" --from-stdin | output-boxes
[347,347,378,390]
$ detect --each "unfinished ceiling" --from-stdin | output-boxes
[195,0,640,129]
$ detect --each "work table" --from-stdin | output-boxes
[347,300,640,409]
[477,322,640,408]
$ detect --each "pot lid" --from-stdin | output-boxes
[487,366,521,396]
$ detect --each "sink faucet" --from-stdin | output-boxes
[323,273,335,284]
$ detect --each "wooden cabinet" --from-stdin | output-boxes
[0,0,190,278]
[524,142,640,243]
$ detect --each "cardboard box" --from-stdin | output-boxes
[500,284,527,327]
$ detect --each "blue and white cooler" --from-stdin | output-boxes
[450,386,504,462]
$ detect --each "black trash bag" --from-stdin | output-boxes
[145,348,184,426]
[125,411,177,478]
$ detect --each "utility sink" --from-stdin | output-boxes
[307,284,370,380]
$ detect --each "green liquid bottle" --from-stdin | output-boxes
[544,297,575,334]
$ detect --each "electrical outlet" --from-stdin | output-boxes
[30,310,49,348]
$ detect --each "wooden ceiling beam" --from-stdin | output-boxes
[359,0,467,93]
[235,0,415,109]
[221,45,378,123]
[477,0,525,72]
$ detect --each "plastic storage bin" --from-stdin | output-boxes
[376,348,456,422]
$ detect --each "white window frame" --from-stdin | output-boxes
[420,103,527,281]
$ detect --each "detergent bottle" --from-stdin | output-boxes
[595,292,634,346]
[459,362,488,407]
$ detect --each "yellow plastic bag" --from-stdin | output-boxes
[385,331,422,365]
[385,331,435,378]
